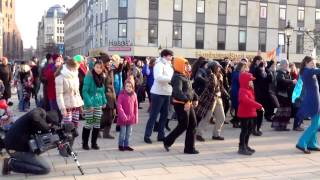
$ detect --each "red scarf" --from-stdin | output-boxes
[79,63,88,75]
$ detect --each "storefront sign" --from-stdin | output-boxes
[195,50,264,60]
[108,40,133,51]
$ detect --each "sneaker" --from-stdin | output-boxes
[91,144,100,150]
[212,136,224,140]
[196,135,205,142]
[124,146,134,151]
[184,149,200,154]
[144,137,152,144]
[2,158,10,175]
[293,127,304,131]
[118,146,125,151]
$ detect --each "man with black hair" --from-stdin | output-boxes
[144,49,174,144]
[2,108,59,175]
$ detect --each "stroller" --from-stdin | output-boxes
[0,100,14,154]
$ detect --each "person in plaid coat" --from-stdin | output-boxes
[195,61,226,141]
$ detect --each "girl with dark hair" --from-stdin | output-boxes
[81,60,107,150]
[296,56,320,154]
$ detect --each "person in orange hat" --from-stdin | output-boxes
[163,57,199,154]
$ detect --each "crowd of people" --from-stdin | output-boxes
[2,49,320,175]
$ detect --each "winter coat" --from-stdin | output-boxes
[0,64,12,99]
[151,57,174,96]
[103,70,116,109]
[276,69,295,99]
[43,64,57,101]
[82,72,107,108]
[192,68,208,96]
[237,72,262,118]
[268,70,280,108]
[4,108,52,152]
[195,73,219,118]
[55,65,84,111]
[171,72,198,104]
[231,70,240,109]
[132,65,144,86]
[116,90,138,126]
[142,65,154,89]
[250,65,272,105]
[114,71,123,96]
[296,68,320,120]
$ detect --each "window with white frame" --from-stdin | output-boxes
[298,7,304,21]
[118,23,127,37]
[240,3,247,17]
[260,3,267,19]
[279,5,286,20]
[218,1,226,15]
[174,0,182,11]
[119,0,127,8]
[196,0,205,13]
[316,9,320,21]
[239,30,246,51]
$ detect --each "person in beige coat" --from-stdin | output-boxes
[55,57,84,146]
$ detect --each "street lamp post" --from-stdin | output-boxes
[285,21,294,61]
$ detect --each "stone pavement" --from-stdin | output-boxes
[1,95,320,180]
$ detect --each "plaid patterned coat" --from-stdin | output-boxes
[195,73,218,118]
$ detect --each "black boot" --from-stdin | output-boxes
[238,144,253,155]
[245,136,255,153]
[82,127,91,150]
[91,128,100,150]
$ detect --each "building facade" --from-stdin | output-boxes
[36,4,66,58]
[1,0,23,60]
[64,0,86,57]
[82,0,108,56]
[69,0,320,62]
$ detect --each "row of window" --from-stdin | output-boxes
[57,27,64,34]
[57,18,64,25]
[57,36,64,43]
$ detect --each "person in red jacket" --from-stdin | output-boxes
[238,72,264,155]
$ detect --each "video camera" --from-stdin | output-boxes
[28,123,84,175]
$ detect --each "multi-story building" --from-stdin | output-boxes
[64,0,86,57]
[36,4,66,58]
[74,0,320,62]
[82,0,108,57]
[1,0,23,60]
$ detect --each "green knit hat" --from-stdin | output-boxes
[73,55,84,63]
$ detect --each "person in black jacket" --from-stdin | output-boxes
[191,57,208,96]
[249,56,272,136]
[163,57,199,154]
[2,108,59,175]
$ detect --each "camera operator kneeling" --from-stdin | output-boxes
[2,108,59,175]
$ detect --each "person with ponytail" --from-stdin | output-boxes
[81,60,107,150]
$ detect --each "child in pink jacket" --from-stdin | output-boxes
[117,79,139,151]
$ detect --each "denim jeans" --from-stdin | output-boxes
[119,125,132,147]
[8,151,51,175]
[144,94,170,140]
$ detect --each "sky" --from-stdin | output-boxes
[15,0,78,49]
